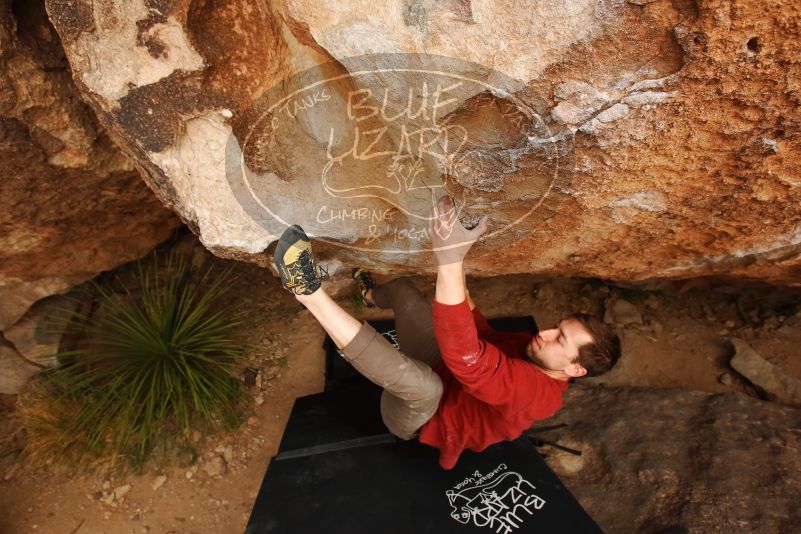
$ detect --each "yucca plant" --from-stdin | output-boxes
[21,250,249,471]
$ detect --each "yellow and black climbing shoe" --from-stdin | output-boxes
[351,267,376,308]
[274,225,328,295]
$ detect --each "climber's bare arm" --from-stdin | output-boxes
[464,270,476,311]
[436,263,466,305]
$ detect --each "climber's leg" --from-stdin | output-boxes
[297,288,443,439]
[360,274,442,369]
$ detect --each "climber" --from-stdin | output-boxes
[273,195,621,470]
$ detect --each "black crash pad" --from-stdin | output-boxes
[246,379,601,533]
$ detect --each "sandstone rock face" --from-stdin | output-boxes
[44,0,801,284]
[547,385,801,532]
[0,0,181,330]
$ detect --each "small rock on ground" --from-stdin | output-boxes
[201,455,227,477]
[730,338,801,406]
[604,298,643,326]
[151,475,167,491]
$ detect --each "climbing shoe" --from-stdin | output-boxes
[274,225,328,295]
[351,267,376,308]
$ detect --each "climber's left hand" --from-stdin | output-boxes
[428,195,488,266]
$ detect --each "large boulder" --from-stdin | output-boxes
[0,0,181,330]
[43,0,801,284]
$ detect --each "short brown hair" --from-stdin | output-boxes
[567,313,621,377]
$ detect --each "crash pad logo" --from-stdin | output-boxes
[446,463,545,533]
[381,329,401,350]
[226,53,574,254]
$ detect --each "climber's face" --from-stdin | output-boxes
[526,318,592,378]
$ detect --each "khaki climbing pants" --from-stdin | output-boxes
[339,278,443,440]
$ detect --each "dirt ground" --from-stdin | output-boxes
[1,247,800,534]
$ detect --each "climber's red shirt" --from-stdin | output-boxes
[418,299,569,470]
